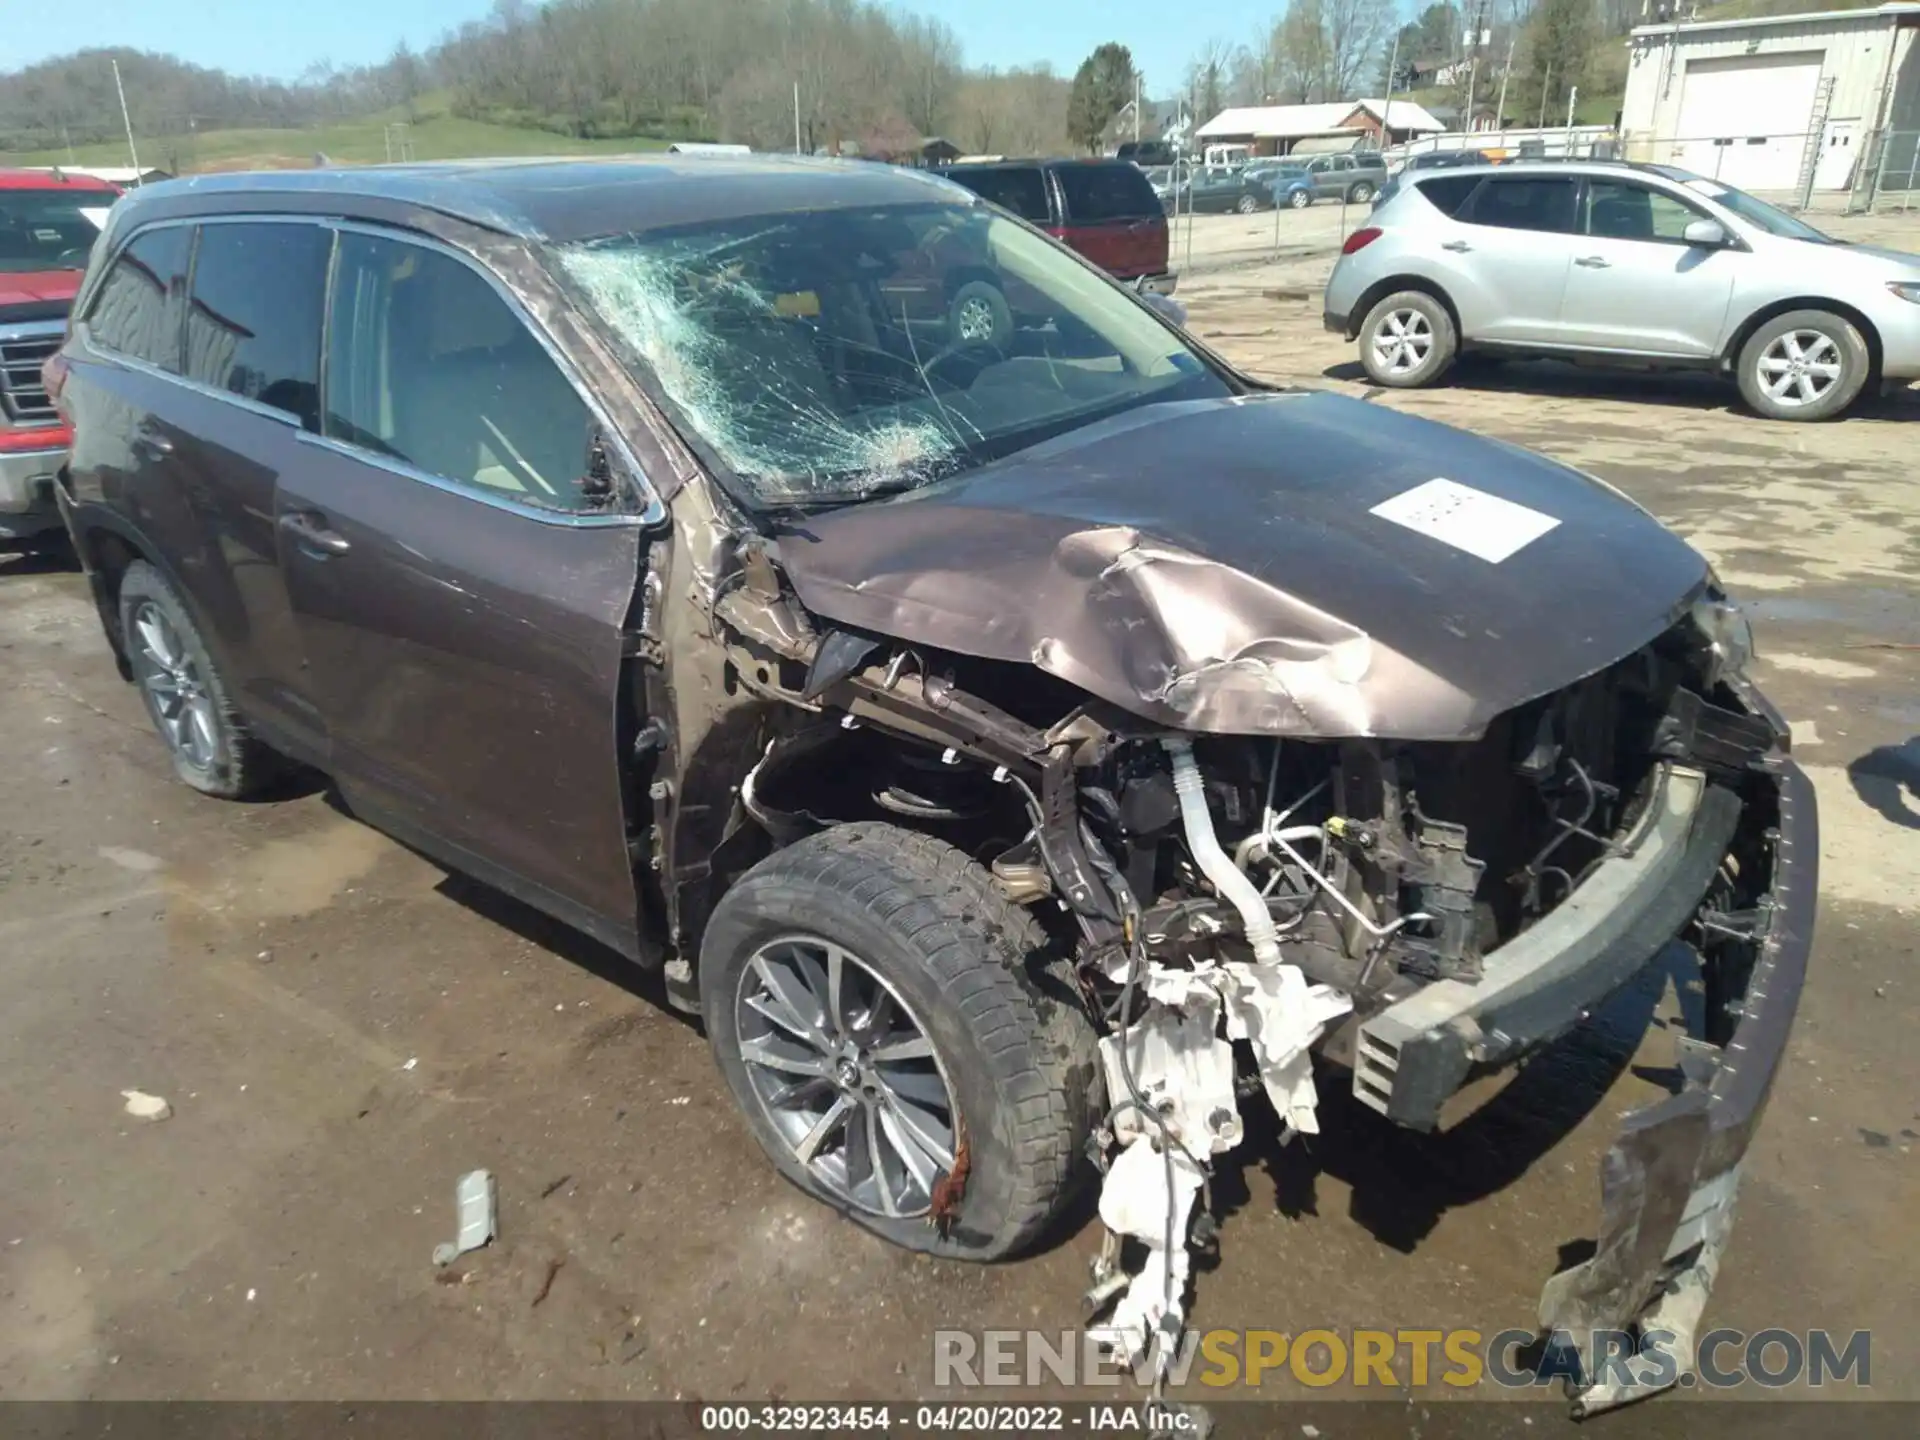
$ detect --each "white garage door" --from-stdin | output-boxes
[1674,51,1824,191]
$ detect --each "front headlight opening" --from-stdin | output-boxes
[1691,590,1756,688]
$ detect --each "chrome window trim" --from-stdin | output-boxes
[77,212,666,528]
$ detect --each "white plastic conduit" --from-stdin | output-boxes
[1162,738,1282,967]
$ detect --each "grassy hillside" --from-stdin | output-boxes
[0,97,677,174]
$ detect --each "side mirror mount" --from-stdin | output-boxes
[1684,218,1729,248]
[577,428,617,509]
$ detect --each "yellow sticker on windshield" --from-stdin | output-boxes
[775,291,821,318]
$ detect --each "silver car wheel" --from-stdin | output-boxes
[1370,308,1434,376]
[955,295,997,343]
[129,600,219,772]
[1757,330,1844,409]
[734,933,959,1219]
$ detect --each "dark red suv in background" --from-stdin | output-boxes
[1,168,120,550]
[943,157,1173,294]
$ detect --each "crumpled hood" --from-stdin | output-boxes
[775,391,1708,740]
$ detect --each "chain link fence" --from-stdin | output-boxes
[1848,128,1920,214]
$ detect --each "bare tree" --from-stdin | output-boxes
[1185,37,1234,125]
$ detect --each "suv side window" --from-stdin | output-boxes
[946,167,1051,224]
[325,231,598,512]
[1463,177,1578,234]
[1585,179,1708,243]
[1416,175,1483,217]
[85,226,190,372]
[185,222,330,428]
[1053,163,1160,221]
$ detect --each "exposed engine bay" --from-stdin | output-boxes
[644,525,1789,1397]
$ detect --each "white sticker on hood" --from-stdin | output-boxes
[1369,478,1559,563]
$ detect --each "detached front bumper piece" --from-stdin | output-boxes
[1539,753,1814,1413]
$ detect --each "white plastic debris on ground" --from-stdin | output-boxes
[1088,959,1350,1371]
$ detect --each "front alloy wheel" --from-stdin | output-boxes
[1736,309,1870,421]
[701,823,1098,1260]
[734,934,959,1219]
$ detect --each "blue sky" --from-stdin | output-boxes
[1,0,1324,97]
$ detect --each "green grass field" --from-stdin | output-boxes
[0,98,676,174]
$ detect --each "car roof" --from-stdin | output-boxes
[106,154,972,246]
[0,168,120,192]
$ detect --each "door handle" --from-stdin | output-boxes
[278,510,351,557]
[1441,240,1473,252]
[1575,256,1612,268]
[132,433,174,457]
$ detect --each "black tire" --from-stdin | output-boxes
[1735,309,1870,422]
[700,822,1098,1261]
[1348,180,1376,204]
[1357,289,1457,388]
[1236,192,1261,214]
[947,279,1012,349]
[117,560,283,799]
[1288,188,1311,209]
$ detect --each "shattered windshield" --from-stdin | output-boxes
[555,202,1229,507]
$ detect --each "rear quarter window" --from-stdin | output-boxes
[1053,164,1160,222]
[85,226,191,372]
[1414,175,1483,217]
[946,167,1051,224]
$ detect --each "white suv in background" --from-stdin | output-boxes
[1322,160,1920,421]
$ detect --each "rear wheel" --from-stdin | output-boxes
[1736,309,1870,421]
[1236,193,1261,214]
[118,560,284,798]
[1288,188,1311,209]
[1358,289,1456,388]
[1348,180,1376,204]
[700,823,1098,1260]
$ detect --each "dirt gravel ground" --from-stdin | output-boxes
[3,204,1918,1426]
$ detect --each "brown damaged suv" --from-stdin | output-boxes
[51,157,1814,1411]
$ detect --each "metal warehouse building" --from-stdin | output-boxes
[1621,2,1920,195]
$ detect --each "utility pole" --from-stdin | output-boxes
[111,58,142,179]
[1134,72,1141,144]
[1565,85,1578,131]
[1538,62,1553,128]
[1495,33,1515,135]
[793,80,802,154]
[1383,26,1400,149]
[1463,1,1485,130]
